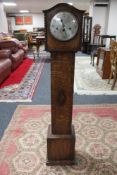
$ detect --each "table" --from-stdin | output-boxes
[36,36,45,52]
[96,47,111,79]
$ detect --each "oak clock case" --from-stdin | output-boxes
[43,3,84,165]
[50,11,78,41]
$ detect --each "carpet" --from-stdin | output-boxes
[0,105,117,175]
[0,57,45,102]
[0,58,33,89]
[74,56,117,95]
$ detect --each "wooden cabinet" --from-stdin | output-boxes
[96,47,111,79]
[82,16,92,53]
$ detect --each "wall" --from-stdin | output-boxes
[106,0,117,36]
[0,3,8,33]
[9,13,44,32]
[89,0,94,17]
[92,6,108,34]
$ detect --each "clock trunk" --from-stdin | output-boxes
[43,3,84,165]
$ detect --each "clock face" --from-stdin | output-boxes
[50,11,78,41]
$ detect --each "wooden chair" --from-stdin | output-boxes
[28,32,37,50]
[108,39,117,90]
[90,24,101,66]
[91,34,116,66]
[27,32,39,61]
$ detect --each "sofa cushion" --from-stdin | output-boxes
[11,49,24,70]
[0,59,12,84]
[0,59,12,73]
[0,40,19,53]
[0,50,11,59]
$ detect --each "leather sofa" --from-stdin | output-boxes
[0,39,25,70]
[0,50,12,84]
[0,32,28,70]
[0,33,28,85]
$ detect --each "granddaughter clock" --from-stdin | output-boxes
[43,3,84,165]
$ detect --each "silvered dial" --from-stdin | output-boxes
[50,11,78,41]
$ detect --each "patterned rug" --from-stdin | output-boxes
[74,56,117,95]
[0,57,45,102]
[0,105,117,175]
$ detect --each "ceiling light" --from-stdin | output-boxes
[19,10,29,13]
[68,2,73,6]
[3,2,16,6]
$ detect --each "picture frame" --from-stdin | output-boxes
[24,16,33,25]
[15,16,24,25]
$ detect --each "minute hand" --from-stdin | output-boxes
[60,19,65,29]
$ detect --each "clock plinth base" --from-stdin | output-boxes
[46,124,75,165]
[46,159,76,166]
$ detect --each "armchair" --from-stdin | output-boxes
[13,32,28,54]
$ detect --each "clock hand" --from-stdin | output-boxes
[60,19,65,30]
[60,18,68,38]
